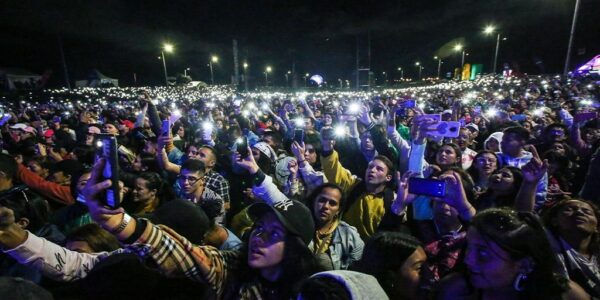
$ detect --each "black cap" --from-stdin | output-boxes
[249,200,314,245]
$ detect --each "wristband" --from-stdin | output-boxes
[110,213,132,234]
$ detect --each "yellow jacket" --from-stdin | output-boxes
[321,150,387,240]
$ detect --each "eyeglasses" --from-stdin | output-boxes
[250,225,286,244]
[177,175,203,185]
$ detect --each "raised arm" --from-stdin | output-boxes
[514,157,548,213]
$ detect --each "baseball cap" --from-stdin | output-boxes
[248,199,314,245]
[44,129,55,138]
[465,123,479,133]
[10,123,27,130]
[23,126,37,134]
[88,126,101,134]
[120,119,135,129]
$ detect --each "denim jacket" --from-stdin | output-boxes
[310,221,365,270]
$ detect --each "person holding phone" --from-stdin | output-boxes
[0,152,321,299]
[319,130,404,240]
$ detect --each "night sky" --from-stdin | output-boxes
[2,0,599,87]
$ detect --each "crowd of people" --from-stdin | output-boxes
[0,73,598,299]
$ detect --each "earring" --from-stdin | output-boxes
[513,272,528,292]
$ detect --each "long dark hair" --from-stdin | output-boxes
[476,166,523,209]
[435,142,463,169]
[352,231,422,299]
[472,208,568,300]
[542,199,600,256]
[235,229,321,299]
[467,150,499,183]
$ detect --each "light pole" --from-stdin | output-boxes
[265,66,272,86]
[397,67,404,80]
[382,72,387,86]
[454,44,466,68]
[285,70,291,86]
[184,68,190,77]
[161,43,174,86]
[564,0,582,75]
[434,56,442,79]
[415,62,423,80]
[304,73,309,87]
[484,26,501,74]
[209,55,219,85]
[243,62,249,91]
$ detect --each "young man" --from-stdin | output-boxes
[176,159,225,224]
[320,137,404,240]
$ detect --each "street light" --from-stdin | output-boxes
[484,25,501,74]
[303,73,309,87]
[184,67,190,77]
[209,55,219,85]
[434,56,443,79]
[397,67,404,80]
[242,62,249,91]
[161,43,174,85]
[265,66,272,86]
[415,62,423,80]
[382,72,387,86]
[564,0,582,75]
[285,70,291,86]
[454,44,466,68]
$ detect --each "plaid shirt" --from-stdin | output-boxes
[205,170,230,203]
[132,222,281,299]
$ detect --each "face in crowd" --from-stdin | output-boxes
[364,159,392,186]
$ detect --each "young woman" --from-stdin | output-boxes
[305,183,364,270]
[543,199,600,298]
[467,151,499,196]
[475,166,523,210]
[0,150,321,300]
[436,208,588,300]
[353,232,427,300]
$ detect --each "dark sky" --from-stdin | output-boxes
[1,0,599,87]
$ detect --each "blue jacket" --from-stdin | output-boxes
[310,221,365,270]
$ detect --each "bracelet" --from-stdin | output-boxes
[110,213,132,234]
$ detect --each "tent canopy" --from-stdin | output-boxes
[76,69,119,87]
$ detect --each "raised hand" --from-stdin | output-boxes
[233,146,260,174]
[358,105,372,126]
[82,158,125,224]
[391,171,414,215]
[521,157,548,184]
[291,141,305,160]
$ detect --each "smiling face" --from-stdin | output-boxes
[312,187,342,226]
[554,200,599,237]
[132,177,156,203]
[464,227,521,290]
[364,159,392,186]
[248,212,286,273]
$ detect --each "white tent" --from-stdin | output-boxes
[0,67,42,90]
[75,69,119,87]
[575,55,600,76]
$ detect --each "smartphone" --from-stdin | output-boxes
[408,177,446,198]
[236,136,249,158]
[511,114,528,122]
[161,119,170,136]
[403,99,416,108]
[96,134,120,209]
[294,129,305,144]
[425,121,461,138]
[574,112,597,123]
[321,128,334,140]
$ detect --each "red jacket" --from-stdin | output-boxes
[16,164,74,206]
